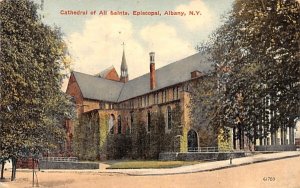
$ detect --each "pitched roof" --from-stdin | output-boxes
[94,65,115,78]
[73,71,124,102]
[118,52,212,101]
[71,52,212,102]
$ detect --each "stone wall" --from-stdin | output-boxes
[159,152,245,161]
[39,161,99,169]
[255,144,296,151]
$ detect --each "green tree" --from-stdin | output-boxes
[0,0,75,180]
[193,0,299,149]
[189,75,225,147]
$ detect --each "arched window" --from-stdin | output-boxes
[188,129,198,152]
[167,106,172,130]
[147,111,151,132]
[118,115,122,134]
[109,114,115,134]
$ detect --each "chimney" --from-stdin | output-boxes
[149,52,156,90]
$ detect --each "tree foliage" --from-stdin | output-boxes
[73,112,100,160]
[192,0,300,148]
[0,0,75,180]
[189,75,224,147]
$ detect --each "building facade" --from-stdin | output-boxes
[65,49,297,159]
[65,50,218,159]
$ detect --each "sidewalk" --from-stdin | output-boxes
[16,151,300,176]
[102,151,300,176]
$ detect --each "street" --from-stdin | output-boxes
[2,156,300,188]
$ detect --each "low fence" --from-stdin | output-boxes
[39,161,99,170]
[40,157,78,162]
[188,146,232,152]
[159,151,245,161]
[255,144,296,151]
[17,157,98,170]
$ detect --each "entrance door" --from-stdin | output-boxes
[188,129,198,152]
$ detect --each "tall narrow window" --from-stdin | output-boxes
[109,114,115,134]
[147,95,150,106]
[118,115,122,134]
[167,106,172,129]
[173,87,175,100]
[147,111,151,132]
[130,112,134,130]
[165,90,168,102]
[126,117,130,135]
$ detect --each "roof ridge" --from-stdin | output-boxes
[70,52,211,102]
[116,84,126,102]
[123,52,201,83]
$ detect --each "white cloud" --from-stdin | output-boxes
[140,22,196,67]
[67,15,142,75]
[63,15,197,91]
[175,0,217,31]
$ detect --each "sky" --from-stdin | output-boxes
[33,0,234,90]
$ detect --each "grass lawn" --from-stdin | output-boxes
[105,160,201,169]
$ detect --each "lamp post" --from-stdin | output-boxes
[229,150,233,165]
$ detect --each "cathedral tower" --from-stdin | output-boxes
[120,43,129,83]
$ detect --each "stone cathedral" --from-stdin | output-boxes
[65,47,298,160]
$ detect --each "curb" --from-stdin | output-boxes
[14,153,300,176]
[118,154,300,176]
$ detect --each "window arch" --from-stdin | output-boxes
[188,129,198,152]
[167,106,172,130]
[117,115,122,134]
[147,111,151,132]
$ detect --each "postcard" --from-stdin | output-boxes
[1,0,299,188]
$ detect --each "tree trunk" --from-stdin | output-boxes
[10,157,17,181]
[1,161,5,179]
[10,158,14,181]
[14,158,17,180]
